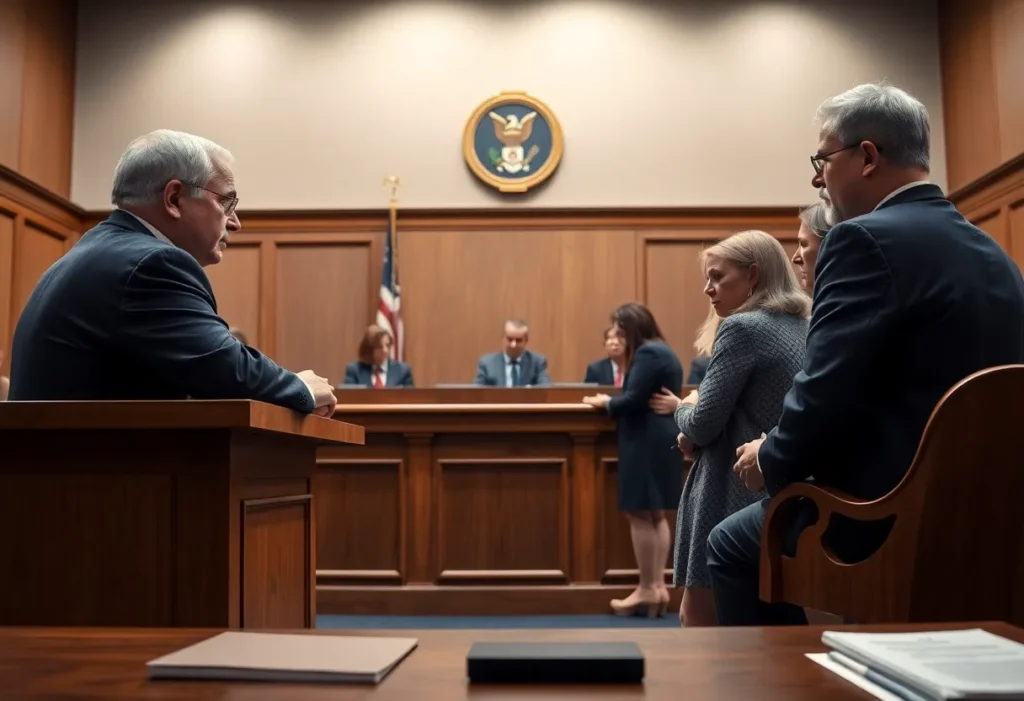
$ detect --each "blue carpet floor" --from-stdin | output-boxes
[317,615,679,629]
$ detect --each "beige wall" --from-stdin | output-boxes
[72,0,946,210]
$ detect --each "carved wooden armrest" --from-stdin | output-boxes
[764,482,900,529]
[761,481,902,601]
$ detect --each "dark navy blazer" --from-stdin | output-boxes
[584,357,616,385]
[9,210,313,412]
[760,184,1024,502]
[342,361,414,388]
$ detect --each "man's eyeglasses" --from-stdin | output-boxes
[182,181,239,216]
[810,142,883,175]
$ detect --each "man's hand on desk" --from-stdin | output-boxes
[733,434,765,491]
[297,370,338,417]
[582,393,611,409]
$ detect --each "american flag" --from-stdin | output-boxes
[376,212,403,361]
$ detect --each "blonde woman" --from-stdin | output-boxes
[650,230,810,627]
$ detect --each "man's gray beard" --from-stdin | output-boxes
[819,187,843,224]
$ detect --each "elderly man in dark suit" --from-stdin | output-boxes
[708,82,1024,626]
[474,319,551,387]
[8,129,337,417]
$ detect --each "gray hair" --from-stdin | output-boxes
[505,319,529,331]
[815,82,930,171]
[111,129,233,208]
[798,201,833,238]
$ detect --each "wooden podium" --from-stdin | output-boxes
[0,400,364,629]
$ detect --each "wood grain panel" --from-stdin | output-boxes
[0,208,14,370]
[315,458,404,583]
[275,241,372,385]
[0,473,174,626]
[642,238,716,377]
[558,229,637,382]
[940,0,1024,191]
[17,0,76,197]
[241,496,311,629]
[435,458,569,582]
[12,219,66,327]
[0,1,26,170]
[205,243,261,346]
[994,0,1024,164]
[1009,198,1024,270]
[939,0,1001,191]
[399,229,564,386]
[970,208,1008,250]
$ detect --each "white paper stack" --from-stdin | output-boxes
[807,628,1024,700]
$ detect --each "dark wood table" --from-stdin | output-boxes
[3,622,1020,699]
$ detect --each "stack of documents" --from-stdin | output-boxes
[807,628,1024,700]
[147,632,418,684]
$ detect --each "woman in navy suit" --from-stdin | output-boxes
[342,325,414,388]
[584,302,683,617]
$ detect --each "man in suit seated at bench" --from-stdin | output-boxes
[8,129,337,417]
[709,82,1024,626]
[474,319,551,387]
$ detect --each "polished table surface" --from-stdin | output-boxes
[3,621,1020,700]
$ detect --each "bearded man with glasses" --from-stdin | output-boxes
[708,82,1024,627]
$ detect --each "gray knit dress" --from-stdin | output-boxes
[673,310,807,589]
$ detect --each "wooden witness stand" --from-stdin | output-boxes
[0,400,364,629]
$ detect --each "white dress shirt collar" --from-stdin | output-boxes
[120,209,174,246]
[874,181,931,211]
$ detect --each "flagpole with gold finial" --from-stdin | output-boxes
[382,176,400,287]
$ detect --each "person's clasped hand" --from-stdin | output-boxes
[582,393,611,409]
[297,369,338,418]
[733,433,766,491]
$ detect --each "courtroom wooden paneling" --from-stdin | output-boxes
[951,153,1024,269]
[940,0,1024,191]
[185,208,802,388]
[0,0,76,197]
[0,1,26,170]
[0,400,363,628]
[315,390,692,614]
[0,171,81,375]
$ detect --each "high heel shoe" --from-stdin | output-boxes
[610,592,663,618]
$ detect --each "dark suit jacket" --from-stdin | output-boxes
[607,341,684,482]
[584,358,616,385]
[761,184,1024,502]
[342,361,414,388]
[8,210,313,413]
[474,350,551,386]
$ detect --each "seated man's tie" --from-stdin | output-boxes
[373,367,385,389]
[510,359,520,387]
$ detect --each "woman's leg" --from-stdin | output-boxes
[679,587,719,627]
[611,510,663,615]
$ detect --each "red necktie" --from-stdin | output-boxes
[373,368,384,389]
[614,368,623,387]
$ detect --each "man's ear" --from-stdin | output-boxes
[860,141,882,177]
[162,180,185,220]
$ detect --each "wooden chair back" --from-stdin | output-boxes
[760,364,1024,625]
